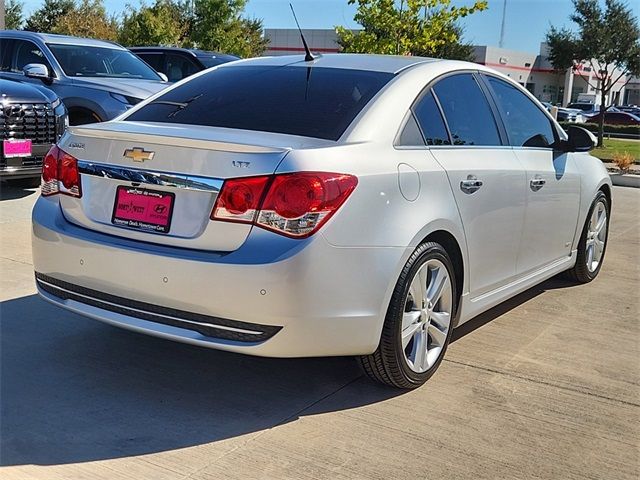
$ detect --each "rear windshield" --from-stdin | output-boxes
[125,65,394,141]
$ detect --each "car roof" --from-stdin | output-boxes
[0,30,125,49]
[220,53,442,74]
[129,46,239,60]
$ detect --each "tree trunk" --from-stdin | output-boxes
[598,88,607,147]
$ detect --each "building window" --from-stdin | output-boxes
[525,63,531,67]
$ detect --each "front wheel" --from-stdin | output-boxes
[565,191,610,283]
[359,242,457,389]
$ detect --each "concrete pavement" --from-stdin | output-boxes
[0,183,638,479]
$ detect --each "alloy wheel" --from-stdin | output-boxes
[402,259,453,373]
[586,200,607,273]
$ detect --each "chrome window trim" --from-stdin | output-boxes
[77,160,223,193]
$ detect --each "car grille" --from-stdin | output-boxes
[35,273,282,343]
[0,103,57,144]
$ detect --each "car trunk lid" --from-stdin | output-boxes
[56,121,331,251]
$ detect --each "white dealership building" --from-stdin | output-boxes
[264,28,637,107]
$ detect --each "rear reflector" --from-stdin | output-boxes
[41,145,82,198]
[211,172,357,238]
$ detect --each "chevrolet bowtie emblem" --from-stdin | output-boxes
[124,147,155,162]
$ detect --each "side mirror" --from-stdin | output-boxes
[563,125,596,152]
[157,72,168,82]
[23,63,50,80]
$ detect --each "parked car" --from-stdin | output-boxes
[130,47,239,82]
[586,110,640,125]
[541,102,585,123]
[1,78,67,184]
[617,105,640,116]
[0,31,168,125]
[32,55,611,389]
[567,102,600,115]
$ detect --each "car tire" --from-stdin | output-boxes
[359,242,457,389]
[19,177,42,188]
[69,110,101,126]
[565,191,610,283]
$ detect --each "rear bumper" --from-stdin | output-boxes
[32,197,407,357]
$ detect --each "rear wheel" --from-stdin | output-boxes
[359,242,456,389]
[69,109,101,126]
[565,191,610,283]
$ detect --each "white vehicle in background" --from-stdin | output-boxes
[31,54,611,389]
[542,102,586,123]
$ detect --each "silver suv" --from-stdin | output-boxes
[0,31,168,125]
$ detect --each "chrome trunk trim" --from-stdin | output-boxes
[77,160,223,193]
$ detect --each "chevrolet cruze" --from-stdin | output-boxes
[32,54,611,388]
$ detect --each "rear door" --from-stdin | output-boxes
[482,74,580,274]
[419,73,527,297]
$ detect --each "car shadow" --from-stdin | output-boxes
[451,276,577,343]
[0,181,39,201]
[0,294,401,466]
[1,276,577,466]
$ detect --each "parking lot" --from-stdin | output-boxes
[0,183,638,479]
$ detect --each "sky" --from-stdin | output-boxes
[18,0,640,54]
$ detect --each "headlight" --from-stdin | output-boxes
[51,98,61,108]
[110,93,142,105]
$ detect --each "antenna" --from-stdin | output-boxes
[289,3,316,62]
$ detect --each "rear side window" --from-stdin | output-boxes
[486,76,556,148]
[432,74,501,146]
[412,90,450,145]
[126,65,394,141]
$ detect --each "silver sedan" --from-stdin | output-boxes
[31,54,611,388]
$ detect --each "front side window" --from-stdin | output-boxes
[136,52,164,72]
[47,44,161,80]
[0,39,11,71]
[486,76,556,148]
[11,40,52,74]
[432,74,501,146]
[126,66,394,141]
[164,53,200,81]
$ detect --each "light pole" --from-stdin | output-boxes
[499,0,507,49]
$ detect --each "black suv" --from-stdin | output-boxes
[1,79,67,183]
[130,47,239,82]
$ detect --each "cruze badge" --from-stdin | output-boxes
[124,147,155,163]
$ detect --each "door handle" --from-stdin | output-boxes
[530,176,546,192]
[460,175,483,194]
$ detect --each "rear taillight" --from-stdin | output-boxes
[211,175,270,223]
[211,172,357,238]
[41,145,82,198]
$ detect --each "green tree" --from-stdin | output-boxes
[336,0,488,60]
[189,0,268,57]
[5,0,25,29]
[546,0,640,146]
[25,0,74,33]
[53,0,119,40]
[119,0,190,47]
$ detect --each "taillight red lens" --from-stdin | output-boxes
[42,147,59,183]
[59,153,79,190]
[211,176,270,222]
[211,172,357,238]
[40,145,82,198]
